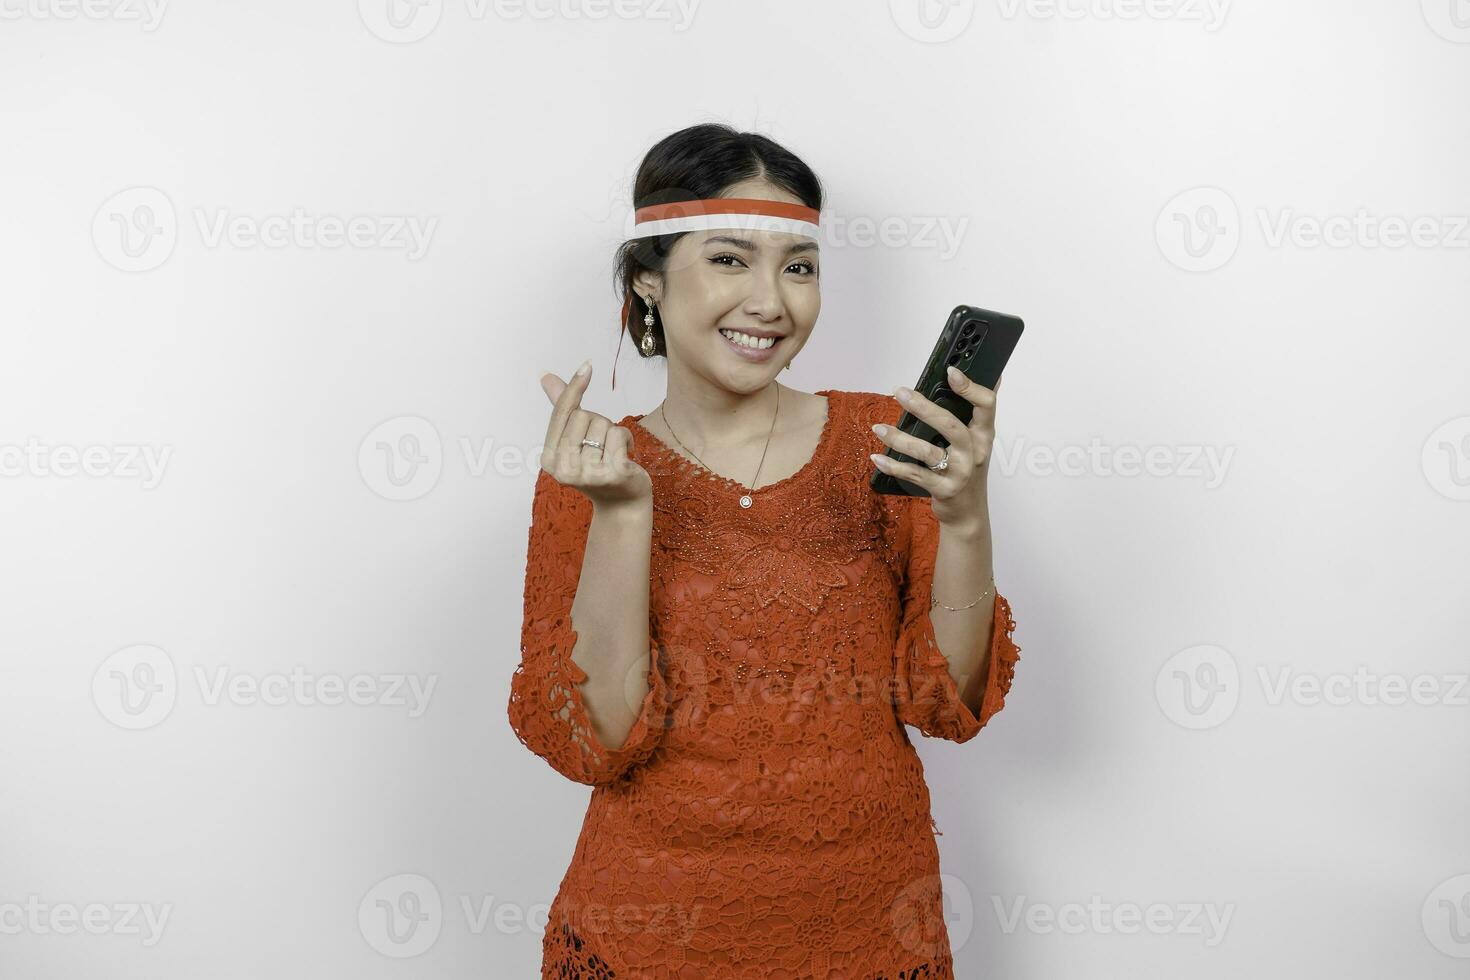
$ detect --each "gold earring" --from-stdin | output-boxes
[640,298,657,356]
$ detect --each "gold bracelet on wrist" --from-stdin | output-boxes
[930,577,996,612]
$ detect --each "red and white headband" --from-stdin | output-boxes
[631,197,821,240]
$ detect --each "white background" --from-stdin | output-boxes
[2,1,1469,977]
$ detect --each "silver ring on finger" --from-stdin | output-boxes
[581,438,604,450]
[927,446,951,472]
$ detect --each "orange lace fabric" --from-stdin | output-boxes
[507,389,1021,979]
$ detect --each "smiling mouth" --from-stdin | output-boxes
[717,327,785,350]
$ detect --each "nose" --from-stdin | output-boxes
[742,269,785,322]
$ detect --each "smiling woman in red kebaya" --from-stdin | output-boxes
[508,122,1020,979]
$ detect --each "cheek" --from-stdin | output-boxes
[679,268,745,316]
[789,288,821,323]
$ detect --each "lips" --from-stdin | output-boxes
[718,327,784,362]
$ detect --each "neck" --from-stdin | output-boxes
[659,379,782,451]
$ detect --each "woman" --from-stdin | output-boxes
[507,123,1021,978]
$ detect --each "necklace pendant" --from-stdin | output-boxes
[739,493,753,508]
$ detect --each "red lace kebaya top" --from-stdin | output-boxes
[508,389,1021,979]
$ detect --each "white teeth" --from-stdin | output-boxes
[719,328,777,350]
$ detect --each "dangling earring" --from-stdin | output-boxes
[640,298,658,356]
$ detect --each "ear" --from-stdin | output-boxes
[632,268,663,299]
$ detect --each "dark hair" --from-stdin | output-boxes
[612,124,824,383]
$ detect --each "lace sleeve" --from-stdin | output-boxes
[888,489,1020,744]
[506,467,669,786]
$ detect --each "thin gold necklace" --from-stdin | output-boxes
[659,385,780,509]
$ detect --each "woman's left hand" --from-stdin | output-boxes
[870,366,1002,533]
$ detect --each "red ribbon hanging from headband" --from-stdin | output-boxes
[612,289,634,391]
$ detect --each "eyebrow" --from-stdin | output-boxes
[702,234,819,256]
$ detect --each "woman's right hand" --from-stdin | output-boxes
[539,360,652,512]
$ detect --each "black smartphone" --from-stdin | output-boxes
[870,304,1024,498]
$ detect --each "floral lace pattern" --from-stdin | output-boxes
[508,389,1021,978]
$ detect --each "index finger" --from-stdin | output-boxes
[896,385,968,446]
[544,360,592,449]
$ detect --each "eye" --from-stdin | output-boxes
[708,253,817,276]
